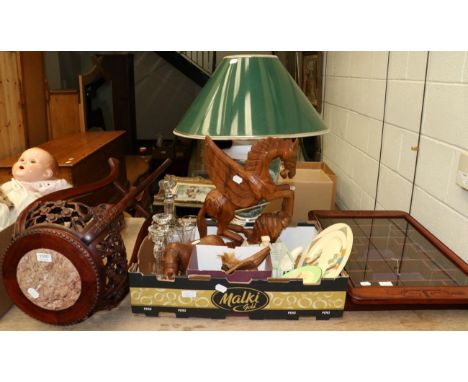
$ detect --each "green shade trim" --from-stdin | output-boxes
[174,55,328,140]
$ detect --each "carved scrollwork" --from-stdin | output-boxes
[24,200,93,232]
[14,200,128,319]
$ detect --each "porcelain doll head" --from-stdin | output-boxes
[12,147,59,183]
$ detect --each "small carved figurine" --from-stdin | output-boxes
[247,211,289,244]
[162,242,193,279]
[219,252,249,272]
[219,246,271,275]
[161,235,226,279]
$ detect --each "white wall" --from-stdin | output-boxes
[323,52,388,210]
[323,51,468,261]
[134,52,202,140]
[411,52,468,258]
[376,52,426,211]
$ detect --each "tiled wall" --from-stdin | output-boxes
[323,52,388,210]
[376,52,426,211]
[412,52,468,259]
[323,51,468,261]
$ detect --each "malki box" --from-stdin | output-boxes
[129,226,349,320]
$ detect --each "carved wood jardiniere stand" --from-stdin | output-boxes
[2,158,170,325]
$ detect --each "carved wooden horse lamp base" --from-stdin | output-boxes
[197,136,299,246]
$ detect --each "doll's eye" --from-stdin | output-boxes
[19,158,25,162]
[30,159,36,164]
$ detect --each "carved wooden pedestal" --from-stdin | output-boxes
[2,158,170,325]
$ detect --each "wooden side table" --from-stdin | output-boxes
[0,131,128,205]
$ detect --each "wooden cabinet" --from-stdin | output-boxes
[0,52,48,160]
[46,89,82,140]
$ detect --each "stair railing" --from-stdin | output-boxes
[177,51,216,76]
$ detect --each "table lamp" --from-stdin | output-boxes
[173,54,329,245]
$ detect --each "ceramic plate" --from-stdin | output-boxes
[297,223,353,278]
[282,265,322,284]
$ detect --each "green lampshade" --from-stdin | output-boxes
[174,54,328,140]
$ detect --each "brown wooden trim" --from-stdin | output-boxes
[129,217,151,266]
[48,89,81,95]
[16,52,30,147]
[348,284,468,305]
[81,158,171,245]
[18,52,48,146]
[0,52,27,158]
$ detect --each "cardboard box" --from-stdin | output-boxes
[265,162,336,225]
[129,226,348,320]
[187,244,272,282]
[0,224,14,317]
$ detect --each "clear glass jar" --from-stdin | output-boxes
[175,215,198,243]
[147,224,166,277]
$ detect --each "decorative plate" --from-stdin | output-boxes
[282,265,322,284]
[297,223,353,279]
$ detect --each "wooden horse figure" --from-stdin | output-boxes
[197,135,298,246]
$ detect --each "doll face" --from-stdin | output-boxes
[12,148,56,182]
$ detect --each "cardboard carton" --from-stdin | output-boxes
[264,162,336,225]
[0,224,14,317]
[129,226,348,320]
[187,244,272,282]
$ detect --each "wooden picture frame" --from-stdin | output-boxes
[309,210,468,309]
[302,52,323,113]
[154,175,215,208]
[174,181,215,203]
